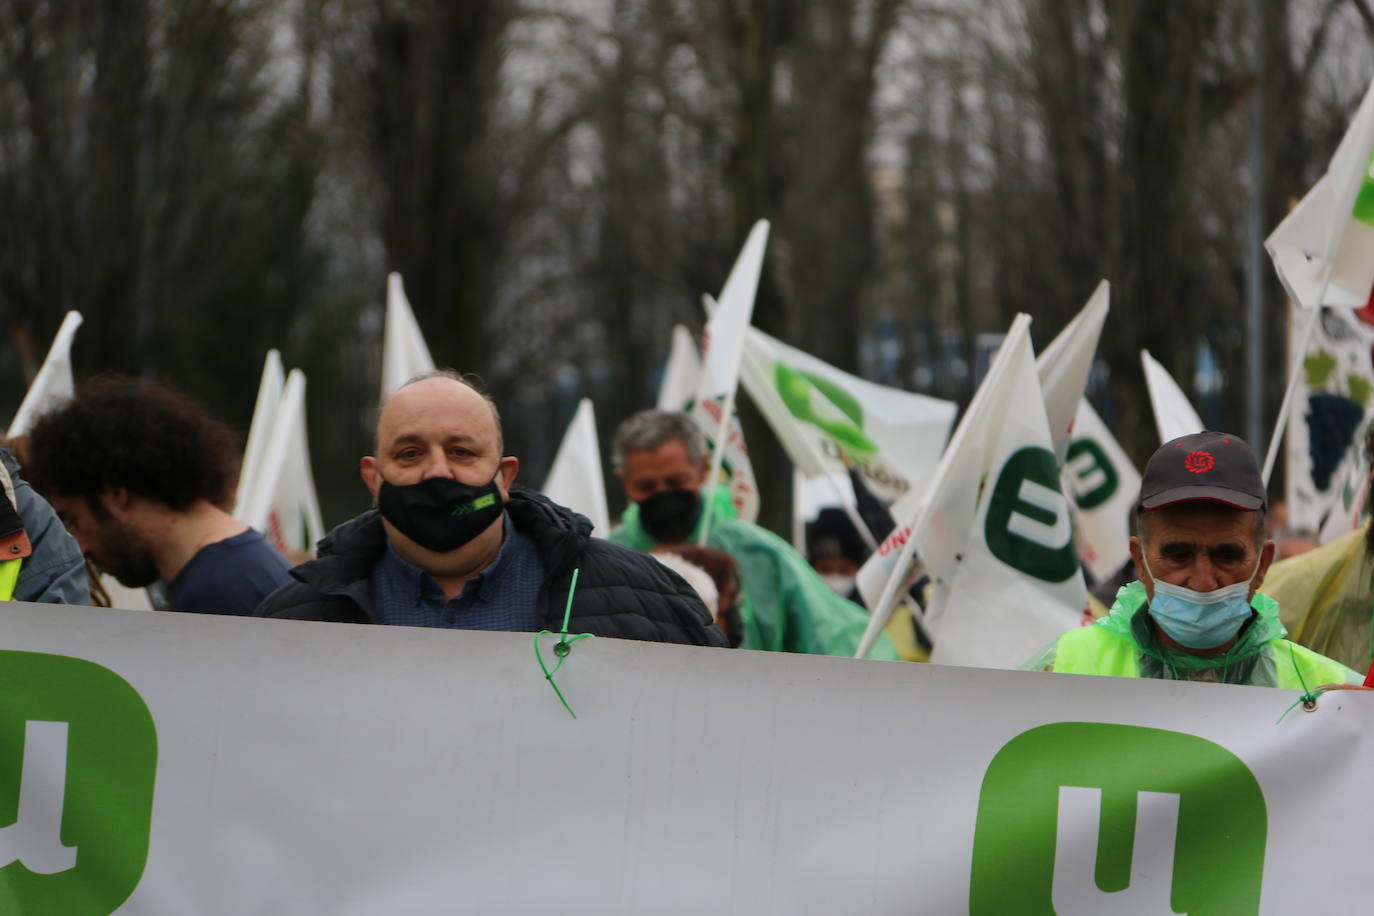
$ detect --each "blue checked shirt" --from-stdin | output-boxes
[370,515,544,630]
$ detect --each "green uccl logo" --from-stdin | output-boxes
[0,651,157,915]
[1065,438,1119,511]
[970,722,1267,916]
[773,361,878,458]
[984,446,1078,582]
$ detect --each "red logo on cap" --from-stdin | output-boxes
[1184,450,1215,474]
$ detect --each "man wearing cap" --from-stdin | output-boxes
[1028,432,1360,687]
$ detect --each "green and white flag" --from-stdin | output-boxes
[1064,401,1142,583]
[6,311,82,438]
[381,272,436,397]
[739,328,956,505]
[855,315,1087,666]
[237,369,326,556]
[1266,75,1374,310]
[542,398,610,534]
[1142,349,1204,444]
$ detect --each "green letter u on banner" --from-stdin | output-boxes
[0,651,157,916]
[970,722,1266,916]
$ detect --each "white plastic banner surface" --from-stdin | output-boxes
[2,603,1371,915]
[10,604,1369,914]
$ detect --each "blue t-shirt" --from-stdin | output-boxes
[165,529,293,615]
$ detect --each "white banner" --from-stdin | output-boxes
[1,602,1371,914]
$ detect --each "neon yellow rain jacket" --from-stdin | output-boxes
[1025,580,1360,688]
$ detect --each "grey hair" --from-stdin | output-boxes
[376,369,504,454]
[612,409,706,469]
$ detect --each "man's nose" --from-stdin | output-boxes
[1184,556,1223,591]
[420,448,456,479]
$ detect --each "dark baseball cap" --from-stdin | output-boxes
[1138,431,1266,512]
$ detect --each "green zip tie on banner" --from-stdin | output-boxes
[1276,643,1327,724]
[534,567,591,719]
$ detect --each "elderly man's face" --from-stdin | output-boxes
[617,437,708,504]
[361,377,517,502]
[1129,501,1273,601]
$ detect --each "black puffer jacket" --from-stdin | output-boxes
[255,487,727,646]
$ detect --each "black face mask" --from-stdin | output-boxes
[638,489,701,544]
[377,473,505,552]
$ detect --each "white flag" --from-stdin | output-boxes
[542,398,610,533]
[656,325,701,411]
[381,272,436,398]
[690,220,770,534]
[1036,281,1109,461]
[1141,350,1204,444]
[740,327,956,505]
[1064,400,1142,583]
[233,350,285,520]
[657,321,760,524]
[7,311,83,438]
[238,370,326,556]
[1266,76,1374,310]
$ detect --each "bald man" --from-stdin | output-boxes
[255,371,726,646]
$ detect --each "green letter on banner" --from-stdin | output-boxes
[970,722,1266,915]
[983,446,1079,582]
[0,651,157,915]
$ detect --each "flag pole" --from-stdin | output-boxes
[1262,301,1324,485]
[697,387,738,546]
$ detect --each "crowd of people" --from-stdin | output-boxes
[4,371,1373,691]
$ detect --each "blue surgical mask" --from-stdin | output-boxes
[1143,560,1260,650]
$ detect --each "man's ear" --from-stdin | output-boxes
[1129,536,1152,595]
[360,457,380,505]
[497,455,519,493]
[1253,539,1277,593]
[100,487,133,518]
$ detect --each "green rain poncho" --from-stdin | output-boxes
[1023,580,1360,688]
[608,488,901,660]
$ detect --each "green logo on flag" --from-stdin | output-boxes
[773,362,878,458]
[984,446,1078,582]
[1065,438,1119,510]
[970,722,1266,915]
[0,651,158,915]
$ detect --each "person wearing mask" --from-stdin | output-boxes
[24,378,292,615]
[606,409,899,660]
[1026,432,1359,687]
[255,372,726,647]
